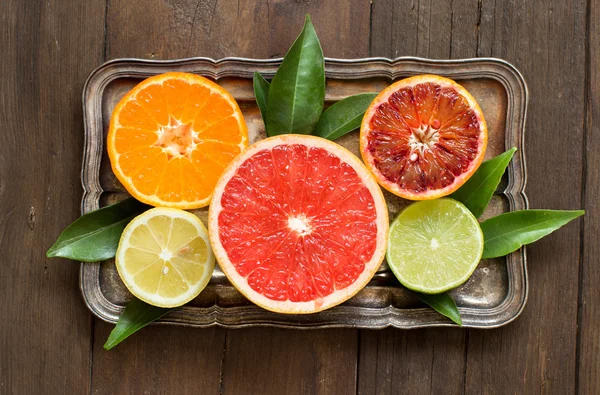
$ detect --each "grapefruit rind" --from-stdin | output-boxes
[360,74,488,200]
[107,72,248,209]
[115,208,216,308]
[209,135,389,314]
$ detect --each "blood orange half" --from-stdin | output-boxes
[209,135,389,314]
[360,75,487,200]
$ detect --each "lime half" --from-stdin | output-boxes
[387,198,484,294]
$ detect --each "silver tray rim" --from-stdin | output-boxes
[80,56,529,329]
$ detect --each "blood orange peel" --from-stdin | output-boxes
[360,74,487,200]
[209,135,389,314]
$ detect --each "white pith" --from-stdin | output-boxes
[407,124,440,159]
[287,215,312,236]
[209,135,389,314]
[153,115,199,160]
[159,250,173,261]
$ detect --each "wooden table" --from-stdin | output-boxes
[1,0,597,393]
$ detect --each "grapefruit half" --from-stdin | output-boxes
[209,135,389,314]
[360,75,487,200]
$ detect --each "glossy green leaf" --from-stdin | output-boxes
[46,198,149,262]
[104,298,172,350]
[266,15,325,136]
[314,93,378,140]
[451,147,517,218]
[253,72,270,130]
[481,209,585,258]
[415,292,462,325]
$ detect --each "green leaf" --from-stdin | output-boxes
[314,93,378,140]
[104,298,172,350]
[46,198,149,262]
[481,210,585,258]
[266,15,325,136]
[414,292,462,325]
[253,72,270,131]
[451,148,517,218]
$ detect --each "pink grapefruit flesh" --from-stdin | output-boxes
[209,135,388,314]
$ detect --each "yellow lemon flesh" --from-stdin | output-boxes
[116,207,215,307]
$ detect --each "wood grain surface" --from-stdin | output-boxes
[0,0,595,394]
[578,0,600,393]
[0,0,105,393]
[464,1,586,393]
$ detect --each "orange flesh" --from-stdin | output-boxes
[217,144,378,302]
[109,74,246,207]
[367,82,482,193]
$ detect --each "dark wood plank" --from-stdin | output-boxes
[465,0,586,393]
[476,0,496,57]
[370,0,480,60]
[221,328,358,395]
[370,0,419,58]
[370,0,454,59]
[423,0,453,58]
[577,0,600,392]
[359,2,476,393]
[448,0,480,58]
[91,321,226,394]
[93,2,371,394]
[92,1,231,392]
[369,0,482,60]
[208,3,370,392]
[105,0,371,60]
[358,329,466,395]
[0,0,105,392]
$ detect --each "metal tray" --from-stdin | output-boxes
[81,57,528,329]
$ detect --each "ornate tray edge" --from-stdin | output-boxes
[80,56,529,329]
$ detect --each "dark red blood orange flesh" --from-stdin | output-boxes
[360,75,487,200]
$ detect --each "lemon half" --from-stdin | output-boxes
[116,208,215,307]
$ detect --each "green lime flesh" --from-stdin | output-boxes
[387,198,484,294]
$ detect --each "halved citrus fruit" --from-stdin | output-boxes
[387,198,484,294]
[209,135,389,314]
[360,75,487,200]
[116,208,215,307]
[107,72,248,209]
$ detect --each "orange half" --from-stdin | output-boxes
[107,72,248,209]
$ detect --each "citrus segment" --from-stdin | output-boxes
[387,198,484,294]
[116,208,215,308]
[136,83,170,126]
[118,101,159,130]
[360,75,487,200]
[108,72,248,209]
[162,78,191,119]
[209,135,389,314]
